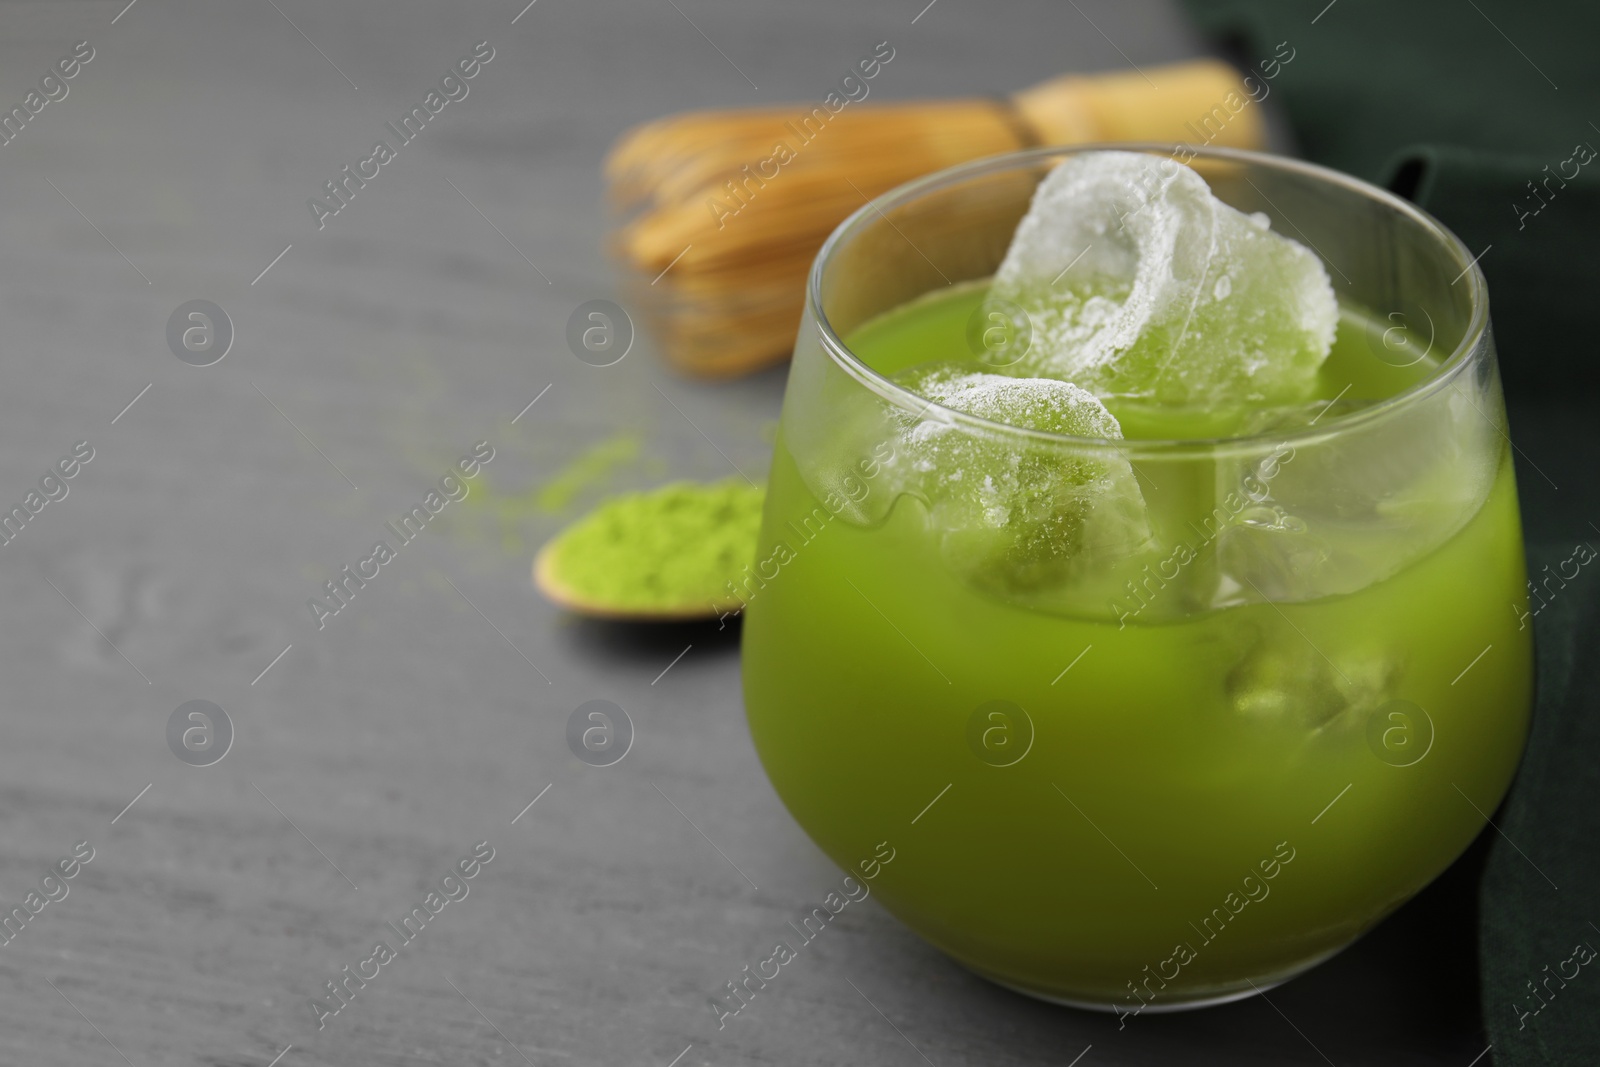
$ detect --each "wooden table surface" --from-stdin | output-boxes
[0,1,1493,1063]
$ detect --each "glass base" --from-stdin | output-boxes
[965,941,1349,1014]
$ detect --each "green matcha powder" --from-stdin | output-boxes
[543,480,764,611]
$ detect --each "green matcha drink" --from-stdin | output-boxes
[740,148,1532,1010]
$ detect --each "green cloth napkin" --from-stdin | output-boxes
[1179,3,1600,1063]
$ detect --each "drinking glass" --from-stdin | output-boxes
[741,145,1532,1011]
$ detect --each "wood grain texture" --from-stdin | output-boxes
[0,1,1480,1064]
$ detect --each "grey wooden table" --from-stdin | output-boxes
[0,1,1488,1063]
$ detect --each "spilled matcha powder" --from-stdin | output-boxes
[466,433,647,555]
[538,480,764,615]
[535,434,640,513]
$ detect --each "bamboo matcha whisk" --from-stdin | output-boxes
[607,59,1264,378]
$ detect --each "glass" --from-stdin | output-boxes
[740,145,1533,1012]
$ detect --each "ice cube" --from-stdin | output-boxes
[905,364,1124,440]
[993,151,1338,406]
[1225,621,1402,730]
[1211,383,1499,604]
[883,363,1152,594]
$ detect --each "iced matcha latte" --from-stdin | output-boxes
[740,148,1531,1010]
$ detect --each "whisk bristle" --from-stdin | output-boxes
[607,60,1263,377]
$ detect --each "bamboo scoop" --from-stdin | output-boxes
[533,545,746,622]
[608,59,1264,378]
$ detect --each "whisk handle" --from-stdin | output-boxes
[1011,59,1263,150]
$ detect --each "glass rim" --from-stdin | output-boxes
[806,143,1490,454]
